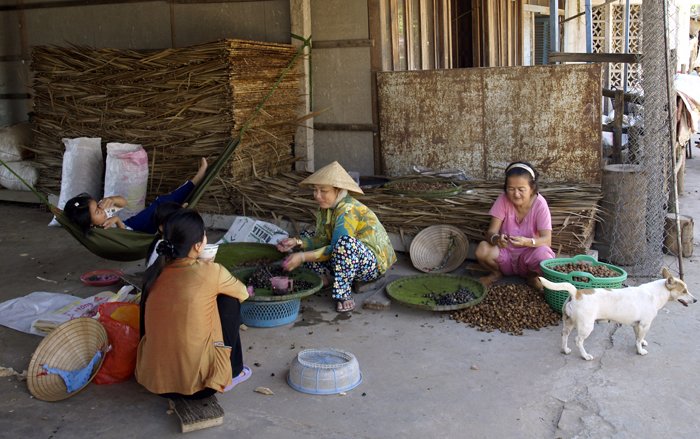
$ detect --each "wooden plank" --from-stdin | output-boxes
[169,4,177,48]
[314,123,378,132]
[406,0,415,69]
[612,89,624,164]
[312,39,375,49]
[390,0,401,71]
[17,0,33,114]
[0,94,31,100]
[0,189,43,204]
[379,0,392,71]
[0,55,31,62]
[368,0,385,174]
[420,0,429,69]
[548,52,640,64]
[0,0,275,10]
[169,396,224,433]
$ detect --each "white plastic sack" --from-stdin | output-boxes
[0,161,37,191]
[0,292,78,335]
[104,143,148,221]
[0,122,34,162]
[216,217,289,245]
[49,138,104,227]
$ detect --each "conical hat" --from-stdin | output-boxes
[299,161,364,195]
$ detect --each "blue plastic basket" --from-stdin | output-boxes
[241,299,301,327]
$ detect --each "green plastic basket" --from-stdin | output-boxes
[540,255,627,313]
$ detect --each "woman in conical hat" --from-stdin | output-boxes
[277,161,396,312]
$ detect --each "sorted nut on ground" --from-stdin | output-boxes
[450,284,560,335]
[240,324,248,331]
[254,387,274,395]
[471,365,478,370]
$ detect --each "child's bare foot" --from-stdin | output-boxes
[191,157,208,186]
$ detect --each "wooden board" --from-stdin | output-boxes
[377,64,603,184]
[169,396,224,433]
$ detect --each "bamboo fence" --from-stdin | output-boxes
[30,40,302,213]
[230,173,602,256]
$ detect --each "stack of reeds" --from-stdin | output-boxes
[30,40,301,213]
[230,173,601,256]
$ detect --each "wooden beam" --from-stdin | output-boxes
[0,93,31,100]
[0,0,277,11]
[312,39,374,49]
[612,89,624,164]
[290,0,313,172]
[548,52,640,64]
[602,87,643,103]
[369,0,385,174]
[314,123,378,132]
[0,55,31,62]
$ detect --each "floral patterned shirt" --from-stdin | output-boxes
[301,195,397,274]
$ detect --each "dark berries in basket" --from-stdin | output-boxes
[423,284,477,306]
[244,265,314,293]
[232,256,273,268]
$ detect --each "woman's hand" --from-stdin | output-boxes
[282,253,303,271]
[496,234,509,249]
[508,236,530,248]
[276,238,298,253]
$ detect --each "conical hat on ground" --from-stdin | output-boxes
[299,161,364,195]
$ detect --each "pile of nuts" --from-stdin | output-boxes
[390,181,455,192]
[450,284,560,335]
[550,262,618,282]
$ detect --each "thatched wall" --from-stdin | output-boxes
[31,39,301,213]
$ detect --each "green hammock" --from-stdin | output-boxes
[1,35,311,262]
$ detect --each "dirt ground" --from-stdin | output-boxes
[1,146,700,439]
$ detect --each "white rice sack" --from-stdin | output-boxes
[104,143,148,221]
[0,161,37,191]
[49,138,104,227]
[0,122,35,162]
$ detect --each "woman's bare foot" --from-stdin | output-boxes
[336,297,355,312]
[191,157,208,186]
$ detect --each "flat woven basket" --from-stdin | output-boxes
[410,225,469,273]
[27,318,108,402]
[386,273,488,311]
[540,255,627,313]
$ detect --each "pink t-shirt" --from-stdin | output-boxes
[489,192,552,258]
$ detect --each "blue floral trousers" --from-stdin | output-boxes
[301,231,380,300]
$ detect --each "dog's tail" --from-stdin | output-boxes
[539,277,578,297]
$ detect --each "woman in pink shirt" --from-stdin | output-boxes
[475,162,555,292]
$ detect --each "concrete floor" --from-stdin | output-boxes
[1,146,700,439]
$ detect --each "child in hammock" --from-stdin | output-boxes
[64,158,207,236]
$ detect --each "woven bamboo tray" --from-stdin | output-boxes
[214,243,285,269]
[383,178,463,198]
[231,266,322,302]
[386,274,488,311]
[409,225,469,273]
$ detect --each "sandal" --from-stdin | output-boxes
[478,276,501,287]
[224,365,251,392]
[336,297,355,313]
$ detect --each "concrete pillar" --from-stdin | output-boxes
[290,0,314,172]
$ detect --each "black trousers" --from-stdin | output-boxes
[160,295,243,400]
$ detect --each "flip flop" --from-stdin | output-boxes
[336,297,355,313]
[224,365,252,392]
[478,276,501,287]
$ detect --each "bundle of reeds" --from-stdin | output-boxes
[229,173,601,256]
[30,39,301,213]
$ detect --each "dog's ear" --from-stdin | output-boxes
[666,275,677,288]
[662,267,671,279]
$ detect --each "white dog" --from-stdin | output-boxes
[540,268,696,361]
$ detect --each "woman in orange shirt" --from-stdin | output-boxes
[135,209,251,398]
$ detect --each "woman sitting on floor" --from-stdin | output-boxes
[63,158,207,236]
[135,209,251,399]
[276,161,396,313]
[475,161,555,292]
